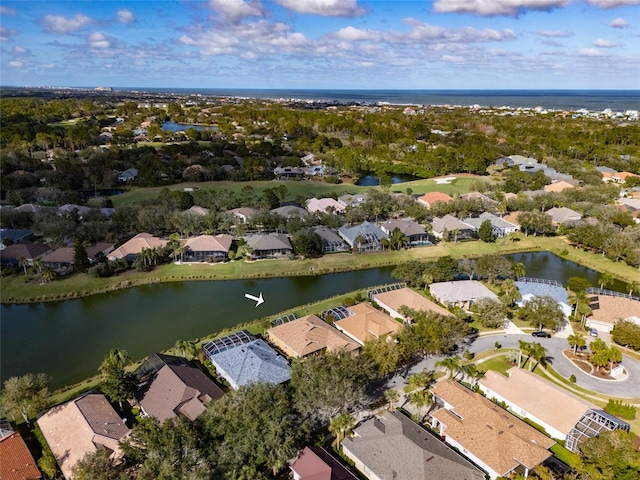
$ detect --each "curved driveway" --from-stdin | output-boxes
[390,334,640,399]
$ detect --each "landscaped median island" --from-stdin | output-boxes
[2,234,638,304]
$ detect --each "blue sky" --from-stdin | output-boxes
[1,1,639,89]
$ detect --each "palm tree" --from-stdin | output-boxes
[500,278,521,306]
[598,272,614,290]
[384,388,400,411]
[18,256,29,276]
[512,262,526,279]
[40,267,55,284]
[529,342,548,371]
[629,280,640,297]
[31,258,43,274]
[463,364,485,386]
[329,412,355,447]
[409,389,433,422]
[518,340,532,369]
[407,369,434,392]
[353,234,365,252]
[435,356,462,379]
[389,228,408,250]
[174,339,197,360]
[567,333,586,355]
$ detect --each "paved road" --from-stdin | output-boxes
[388,333,640,399]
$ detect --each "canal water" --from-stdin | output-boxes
[0,252,629,389]
[161,121,217,132]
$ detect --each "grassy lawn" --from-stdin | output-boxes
[550,444,581,468]
[476,355,514,375]
[4,233,638,304]
[108,175,486,208]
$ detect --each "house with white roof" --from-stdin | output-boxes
[462,212,518,238]
[305,197,345,215]
[429,280,498,309]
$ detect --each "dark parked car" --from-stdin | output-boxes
[532,330,551,338]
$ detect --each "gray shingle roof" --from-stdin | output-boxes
[245,233,292,251]
[338,221,388,246]
[380,219,426,236]
[516,281,569,305]
[206,339,291,389]
[462,213,517,231]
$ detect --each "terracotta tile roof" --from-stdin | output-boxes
[267,315,360,357]
[478,368,592,437]
[543,181,575,193]
[373,287,452,319]
[109,233,168,259]
[431,381,554,476]
[502,211,521,227]
[37,392,130,479]
[334,303,403,344]
[138,362,224,423]
[342,410,485,480]
[183,234,233,253]
[0,432,42,480]
[417,192,452,207]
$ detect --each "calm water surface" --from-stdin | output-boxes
[0,252,629,388]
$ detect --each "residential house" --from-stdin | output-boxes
[459,192,499,210]
[0,241,51,267]
[58,204,92,220]
[117,168,138,182]
[0,431,42,480]
[430,380,554,480]
[271,205,309,218]
[462,213,518,238]
[545,207,582,226]
[244,233,292,259]
[502,211,522,229]
[430,215,475,241]
[371,287,451,322]
[41,247,75,274]
[266,314,359,358]
[543,180,575,193]
[37,392,131,479]
[184,205,210,216]
[305,197,346,215]
[312,226,349,253]
[416,192,452,208]
[515,279,572,318]
[478,367,592,441]
[274,166,305,179]
[602,171,639,184]
[135,353,224,424]
[334,303,402,345]
[202,331,291,390]
[337,193,368,208]
[290,446,358,480]
[15,204,44,214]
[0,228,33,248]
[380,219,431,246]
[342,410,486,480]
[183,234,233,262]
[586,292,640,333]
[338,222,388,252]
[86,242,115,262]
[229,207,259,224]
[429,280,498,309]
[108,233,168,261]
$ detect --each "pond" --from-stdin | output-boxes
[0,251,628,389]
[356,173,421,186]
[161,121,218,132]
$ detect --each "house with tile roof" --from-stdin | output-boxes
[312,226,349,253]
[184,205,210,216]
[202,334,291,390]
[267,314,359,358]
[229,207,260,224]
[462,213,518,238]
[41,247,75,275]
[290,446,358,480]
[429,280,498,309]
[183,234,233,262]
[305,197,346,215]
[135,353,224,424]
[244,233,292,259]
[342,410,485,480]
[334,303,403,345]
[586,292,640,333]
[37,392,131,479]
[271,205,309,219]
[459,192,499,210]
[371,287,452,322]
[430,215,475,241]
[416,191,452,208]
[0,431,42,480]
[380,219,431,246]
[0,241,51,267]
[338,222,388,252]
[543,180,575,193]
[108,232,168,261]
[430,380,554,480]
[545,207,582,226]
[478,367,592,441]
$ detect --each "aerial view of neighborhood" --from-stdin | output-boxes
[1,1,640,479]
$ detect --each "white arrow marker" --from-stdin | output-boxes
[244,292,264,307]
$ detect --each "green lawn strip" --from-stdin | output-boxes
[550,444,581,469]
[474,354,513,375]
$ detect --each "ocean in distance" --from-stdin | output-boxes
[114,88,640,112]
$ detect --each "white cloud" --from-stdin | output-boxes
[8,61,23,67]
[609,17,630,28]
[41,14,93,34]
[0,6,16,15]
[578,47,604,56]
[587,0,640,7]
[433,0,569,17]
[0,26,17,41]
[534,30,572,37]
[402,18,516,43]
[12,45,33,56]
[208,0,264,22]
[117,9,136,24]
[88,32,111,49]
[275,0,364,17]
[333,26,380,41]
[593,38,620,47]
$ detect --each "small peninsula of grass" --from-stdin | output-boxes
[2,235,638,304]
